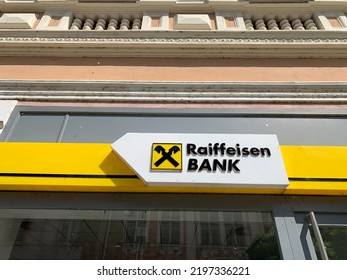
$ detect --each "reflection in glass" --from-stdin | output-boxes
[310,226,347,260]
[0,210,280,260]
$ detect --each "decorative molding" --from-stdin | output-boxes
[69,16,142,30]
[243,15,318,31]
[215,12,245,30]
[142,12,169,30]
[1,80,347,104]
[1,30,347,57]
[173,14,212,30]
[0,13,37,29]
[314,11,347,30]
[36,10,73,31]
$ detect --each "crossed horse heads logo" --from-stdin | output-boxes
[151,143,182,171]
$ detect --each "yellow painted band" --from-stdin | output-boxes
[0,142,132,175]
[281,146,347,179]
[0,143,346,195]
[284,181,347,196]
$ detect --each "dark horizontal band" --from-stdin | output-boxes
[1,174,346,183]
[0,173,138,179]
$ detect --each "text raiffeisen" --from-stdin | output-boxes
[186,143,271,173]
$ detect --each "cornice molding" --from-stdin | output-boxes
[1,80,347,104]
[1,0,347,17]
[1,30,347,58]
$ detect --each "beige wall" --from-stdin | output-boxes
[1,57,347,82]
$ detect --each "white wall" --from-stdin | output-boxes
[0,100,17,135]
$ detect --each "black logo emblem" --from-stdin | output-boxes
[151,144,182,171]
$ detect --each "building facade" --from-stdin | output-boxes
[1,0,347,260]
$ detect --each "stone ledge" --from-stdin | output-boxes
[1,80,347,104]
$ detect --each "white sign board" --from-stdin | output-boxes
[111,133,289,188]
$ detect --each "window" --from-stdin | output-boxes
[0,209,279,260]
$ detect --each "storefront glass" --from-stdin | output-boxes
[0,210,279,260]
[315,226,347,260]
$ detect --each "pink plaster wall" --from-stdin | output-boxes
[1,57,347,82]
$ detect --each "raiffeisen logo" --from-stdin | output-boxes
[151,142,272,173]
[151,143,182,171]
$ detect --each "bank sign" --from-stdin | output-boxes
[111,133,289,188]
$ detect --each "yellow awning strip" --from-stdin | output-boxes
[0,143,346,195]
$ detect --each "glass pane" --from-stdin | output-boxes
[319,226,347,260]
[7,111,347,146]
[0,209,280,260]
